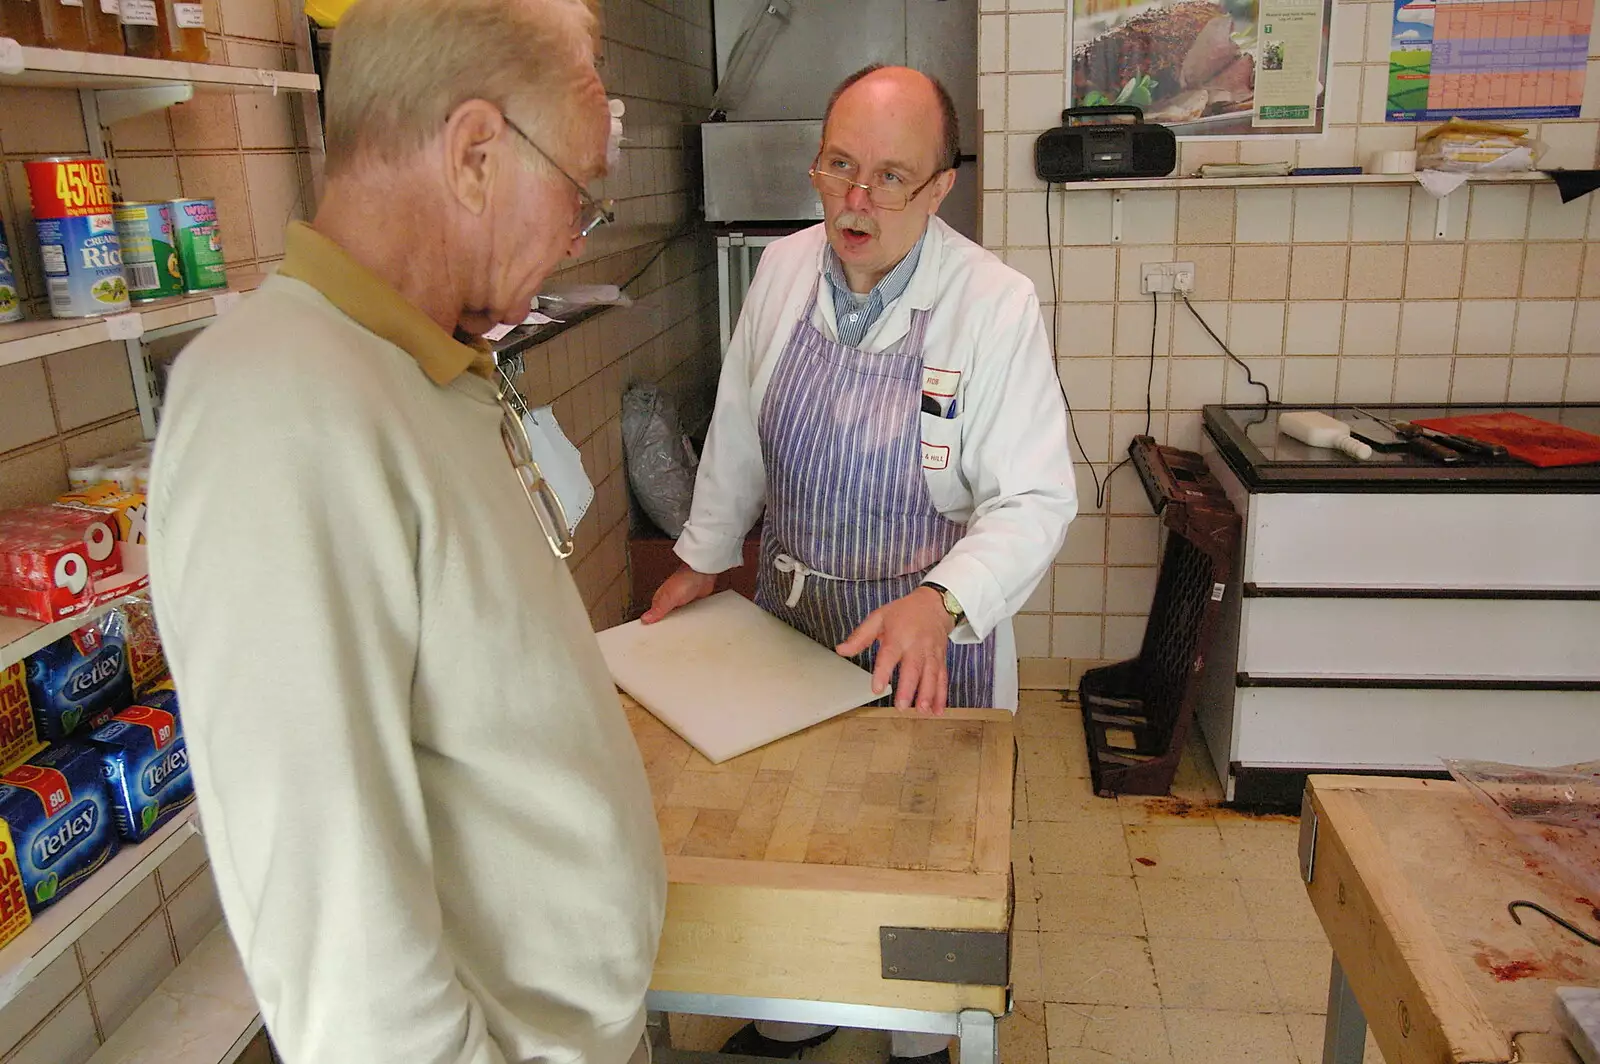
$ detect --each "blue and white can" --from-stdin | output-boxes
[25,157,130,319]
[0,220,20,324]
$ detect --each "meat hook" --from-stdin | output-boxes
[1506,900,1600,947]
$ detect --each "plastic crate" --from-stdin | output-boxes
[1079,436,1240,797]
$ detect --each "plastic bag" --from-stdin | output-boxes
[622,385,698,538]
[1444,758,1600,901]
[537,284,631,312]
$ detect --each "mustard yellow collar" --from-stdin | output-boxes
[278,221,492,386]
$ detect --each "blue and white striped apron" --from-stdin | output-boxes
[754,281,996,707]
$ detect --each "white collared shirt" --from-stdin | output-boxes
[675,218,1078,708]
[825,229,925,346]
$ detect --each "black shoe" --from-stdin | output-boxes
[720,1023,840,1058]
[888,1050,951,1064]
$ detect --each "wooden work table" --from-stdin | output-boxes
[622,695,1015,1063]
[1301,775,1599,1064]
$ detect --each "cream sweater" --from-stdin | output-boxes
[148,275,666,1064]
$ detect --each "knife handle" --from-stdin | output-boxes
[1409,434,1465,464]
[1435,432,1508,458]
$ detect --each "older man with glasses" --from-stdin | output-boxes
[643,64,1077,1064]
[146,3,665,1064]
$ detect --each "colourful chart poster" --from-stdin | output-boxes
[1386,0,1592,121]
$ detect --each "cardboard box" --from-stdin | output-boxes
[0,819,31,950]
[0,665,44,776]
[0,504,124,623]
[57,489,149,548]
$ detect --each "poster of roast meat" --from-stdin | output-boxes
[1071,0,1334,136]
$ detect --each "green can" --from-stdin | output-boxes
[114,202,185,304]
[167,198,227,293]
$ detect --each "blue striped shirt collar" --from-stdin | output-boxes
[823,229,927,348]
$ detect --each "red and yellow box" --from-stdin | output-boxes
[0,665,43,777]
[0,819,30,950]
[0,504,124,623]
[58,488,148,547]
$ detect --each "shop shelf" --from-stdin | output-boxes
[2,45,318,94]
[0,805,200,1009]
[1048,170,1552,192]
[0,275,263,371]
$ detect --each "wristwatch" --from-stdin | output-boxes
[921,581,964,625]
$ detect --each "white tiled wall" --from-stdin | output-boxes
[506,0,722,626]
[980,0,1600,687]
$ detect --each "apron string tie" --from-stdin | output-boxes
[772,553,844,608]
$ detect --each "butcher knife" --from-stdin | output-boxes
[1351,407,1508,459]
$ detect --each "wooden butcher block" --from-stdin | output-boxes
[1305,776,1600,1064]
[624,695,1015,1014]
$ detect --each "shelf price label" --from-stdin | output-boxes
[104,312,144,341]
[211,291,241,316]
[0,39,22,77]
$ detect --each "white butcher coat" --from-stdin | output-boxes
[674,217,1078,708]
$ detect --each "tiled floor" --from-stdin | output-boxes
[668,691,1386,1064]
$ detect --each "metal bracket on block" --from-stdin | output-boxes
[880,927,1009,986]
[96,84,195,126]
[1299,791,1318,885]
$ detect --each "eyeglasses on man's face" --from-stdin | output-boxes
[496,363,575,559]
[808,153,948,211]
[501,112,616,238]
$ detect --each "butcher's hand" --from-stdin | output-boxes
[642,565,717,624]
[836,587,955,715]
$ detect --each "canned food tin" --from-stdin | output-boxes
[66,464,106,491]
[166,198,226,293]
[25,157,129,319]
[105,464,141,493]
[113,202,184,304]
[0,219,21,324]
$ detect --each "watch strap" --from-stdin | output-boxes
[921,580,964,624]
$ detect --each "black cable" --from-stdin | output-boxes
[618,222,697,293]
[1043,187,1102,506]
[1180,293,1274,405]
[1043,186,1158,510]
[1144,290,1156,436]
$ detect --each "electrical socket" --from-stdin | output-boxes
[1139,261,1196,295]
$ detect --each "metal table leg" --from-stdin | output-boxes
[1322,955,1367,1064]
[646,1010,673,1053]
[643,991,1002,1064]
[957,1009,997,1064]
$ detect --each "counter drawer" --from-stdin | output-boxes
[1244,492,1600,590]
[1238,596,1600,680]
[1231,686,1599,771]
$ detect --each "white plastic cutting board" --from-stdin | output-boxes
[597,591,879,763]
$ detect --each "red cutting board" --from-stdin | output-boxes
[1412,412,1600,468]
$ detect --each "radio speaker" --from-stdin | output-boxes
[1035,106,1176,183]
